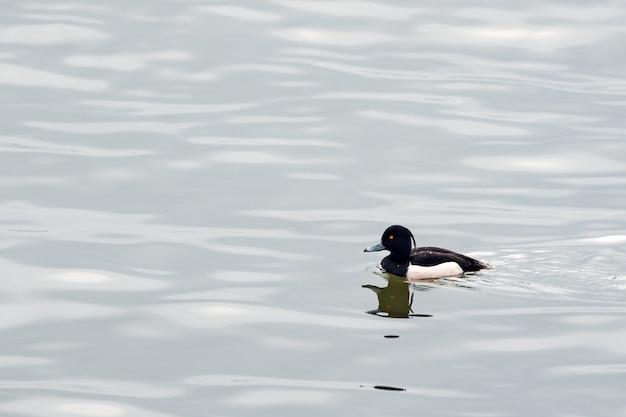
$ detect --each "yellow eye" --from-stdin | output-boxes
[388,235,394,240]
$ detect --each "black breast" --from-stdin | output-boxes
[381,256,409,277]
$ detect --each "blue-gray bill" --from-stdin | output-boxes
[364,242,385,252]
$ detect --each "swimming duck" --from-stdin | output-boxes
[364,225,492,279]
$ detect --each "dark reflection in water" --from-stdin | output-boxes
[359,384,407,392]
[373,385,406,392]
[362,275,433,318]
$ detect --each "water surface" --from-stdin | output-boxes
[1,1,626,416]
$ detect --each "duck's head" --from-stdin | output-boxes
[364,225,416,257]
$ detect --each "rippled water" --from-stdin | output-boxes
[2,1,626,416]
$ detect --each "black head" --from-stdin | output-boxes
[364,225,416,258]
[379,225,415,256]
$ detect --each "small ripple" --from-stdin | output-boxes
[149,63,306,83]
[463,152,626,173]
[198,5,282,22]
[0,24,110,44]
[456,5,622,22]
[0,356,51,367]
[272,81,317,88]
[20,3,109,13]
[89,168,145,181]
[282,47,367,61]
[65,51,190,71]
[445,187,575,198]
[0,177,67,187]
[315,91,469,106]
[272,28,395,46]
[0,301,119,331]
[464,326,626,354]
[225,115,323,124]
[0,63,107,91]
[223,388,335,406]
[0,379,181,398]
[212,270,286,283]
[0,397,178,417]
[576,235,626,245]
[83,100,255,116]
[547,176,626,186]
[271,0,423,20]
[21,13,102,25]
[210,150,337,165]
[0,136,152,157]
[546,363,626,376]
[165,287,277,302]
[27,121,196,134]
[218,64,304,75]
[357,110,529,136]
[154,68,217,81]
[414,23,610,54]
[444,109,600,124]
[285,172,341,180]
[257,335,332,352]
[189,136,345,148]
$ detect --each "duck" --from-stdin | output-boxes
[364,225,492,279]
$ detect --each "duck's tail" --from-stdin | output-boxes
[464,258,493,272]
[480,261,493,270]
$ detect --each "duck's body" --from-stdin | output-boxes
[365,225,491,279]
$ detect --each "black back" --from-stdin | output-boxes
[410,246,489,272]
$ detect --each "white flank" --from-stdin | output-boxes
[405,262,463,280]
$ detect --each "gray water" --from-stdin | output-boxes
[2,1,626,416]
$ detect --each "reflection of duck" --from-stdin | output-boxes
[364,225,492,279]
[362,276,432,318]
